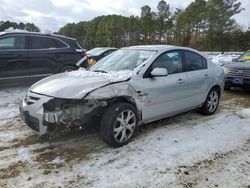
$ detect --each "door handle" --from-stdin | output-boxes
[176,79,185,84]
[136,90,148,96]
[204,74,208,79]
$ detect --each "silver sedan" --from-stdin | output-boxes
[20,45,225,147]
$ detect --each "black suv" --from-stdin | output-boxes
[0,31,85,86]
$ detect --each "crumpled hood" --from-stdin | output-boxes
[30,69,133,99]
[225,61,250,70]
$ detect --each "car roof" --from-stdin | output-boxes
[123,45,201,52]
[0,31,76,41]
[90,47,117,50]
[123,45,174,51]
[122,45,206,58]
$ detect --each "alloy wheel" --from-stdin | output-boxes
[207,91,219,113]
[113,110,136,143]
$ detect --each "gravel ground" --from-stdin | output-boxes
[0,87,249,188]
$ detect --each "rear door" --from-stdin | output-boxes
[27,35,68,76]
[183,50,209,107]
[0,34,28,80]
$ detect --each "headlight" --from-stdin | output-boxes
[43,98,66,111]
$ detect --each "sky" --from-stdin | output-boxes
[0,0,249,32]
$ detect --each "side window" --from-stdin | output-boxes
[151,51,183,75]
[29,36,67,49]
[0,35,25,49]
[184,51,207,71]
[54,39,68,48]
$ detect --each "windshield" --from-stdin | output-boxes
[237,51,250,62]
[90,49,156,72]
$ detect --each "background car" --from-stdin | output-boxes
[0,31,85,86]
[76,47,117,68]
[232,50,250,62]
[224,52,250,90]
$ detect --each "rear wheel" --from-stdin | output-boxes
[59,65,77,73]
[199,88,220,115]
[100,103,138,147]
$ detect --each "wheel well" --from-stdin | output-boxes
[211,85,221,97]
[106,96,142,122]
[107,96,137,108]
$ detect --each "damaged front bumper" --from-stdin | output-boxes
[19,91,106,135]
[19,91,53,134]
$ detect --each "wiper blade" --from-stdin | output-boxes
[93,70,108,73]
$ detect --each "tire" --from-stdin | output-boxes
[59,65,77,73]
[100,102,138,147]
[199,87,220,115]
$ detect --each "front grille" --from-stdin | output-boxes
[24,112,40,132]
[228,69,250,78]
[25,93,40,105]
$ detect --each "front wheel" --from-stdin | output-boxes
[199,88,220,115]
[100,103,138,147]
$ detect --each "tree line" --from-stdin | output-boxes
[0,21,40,32]
[58,0,250,51]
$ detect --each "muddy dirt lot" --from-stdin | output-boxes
[0,87,249,188]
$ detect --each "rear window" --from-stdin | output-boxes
[0,35,25,49]
[65,39,82,49]
[184,50,207,71]
[29,36,68,49]
[75,41,83,49]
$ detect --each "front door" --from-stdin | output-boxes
[142,50,189,123]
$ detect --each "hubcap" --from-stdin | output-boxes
[113,110,136,143]
[207,91,219,113]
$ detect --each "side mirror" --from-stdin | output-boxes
[151,68,168,77]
